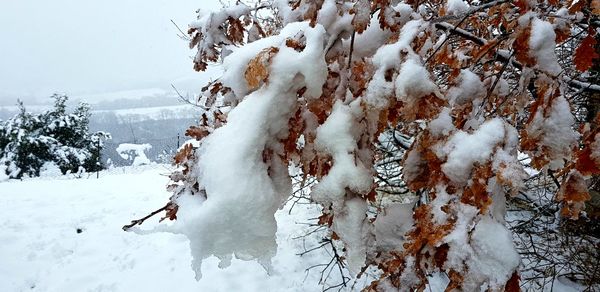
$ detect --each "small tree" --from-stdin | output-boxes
[0,94,111,179]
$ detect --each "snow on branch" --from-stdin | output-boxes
[127,0,600,290]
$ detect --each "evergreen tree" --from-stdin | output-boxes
[0,94,110,178]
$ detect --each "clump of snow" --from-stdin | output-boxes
[311,100,372,205]
[529,17,561,75]
[492,148,529,194]
[316,0,341,30]
[310,99,373,275]
[0,156,20,180]
[590,133,600,164]
[170,22,328,279]
[220,22,327,99]
[429,107,455,137]
[443,205,520,290]
[464,215,520,290]
[371,20,423,70]
[395,57,439,100]
[366,19,424,108]
[116,143,152,166]
[351,14,392,60]
[0,166,350,291]
[525,95,579,169]
[440,118,506,185]
[446,0,469,16]
[331,197,369,273]
[374,201,414,251]
[444,203,479,270]
[39,162,63,177]
[400,256,420,287]
[430,186,452,224]
[447,69,485,106]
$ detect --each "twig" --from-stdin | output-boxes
[171,84,209,110]
[171,19,191,41]
[122,203,169,231]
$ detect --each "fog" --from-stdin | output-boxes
[0,0,222,105]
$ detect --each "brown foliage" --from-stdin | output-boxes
[244,47,280,91]
[574,31,599,72]
[174,143,194,165]
[514,25,535,67]
[185,126,210,141]
[460,164,494,212]
[557,171,592,219]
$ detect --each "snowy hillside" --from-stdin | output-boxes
[0,165,368,291]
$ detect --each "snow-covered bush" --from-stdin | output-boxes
[128,1,600,290]
[0,94,111,179]
[116,143,152,166]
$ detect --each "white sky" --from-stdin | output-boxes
[0,0,222,104]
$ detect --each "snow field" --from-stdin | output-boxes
[0,165,347,291]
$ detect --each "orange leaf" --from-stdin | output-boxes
[227,17,245,44]
[185,126,210,141]
[556,170,591,219]
[244,47,279,90]
[504,272,520,292]
[593,0,600,15]
[575,147,600,175]
[174,143,194,165]
[574,32,599,72]
[514,0,528,14]
[568,0,586,13]
[514,25,535,66]
[351,0,371,33]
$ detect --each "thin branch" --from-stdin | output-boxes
[171,84,210,110]
[171,19,191,41]
[122,203,170,231]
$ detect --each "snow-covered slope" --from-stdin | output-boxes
[0,165,355,291]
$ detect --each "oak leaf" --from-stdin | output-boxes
[574,32,599,72]
[244,47,279,90]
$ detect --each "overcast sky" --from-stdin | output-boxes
[0,0,222,105]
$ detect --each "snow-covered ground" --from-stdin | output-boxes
[0,165,356,292]
[1,165,586,291]
[93,105,198,122]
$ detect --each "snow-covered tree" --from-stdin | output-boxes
[0,94,111,179]
[129,0,600,290]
